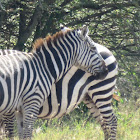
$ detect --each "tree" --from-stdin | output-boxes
[0,0,140,100]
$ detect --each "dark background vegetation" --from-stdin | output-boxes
[0,0,140,102]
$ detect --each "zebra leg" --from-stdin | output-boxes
[98,104,117,140]
[0,119,6,140]
[15,108,24,139]
[2,112,15,139]
[83,95,102,122]
[83,94,117,140]
[23,102,40,139]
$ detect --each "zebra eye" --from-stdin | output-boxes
[90,48,96,54]
[90,46,96,51]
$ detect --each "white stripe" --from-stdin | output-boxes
[44,41,60,80]
[0,77,8,114]
[66,73,89,113]
[51,43,65,80]
[47,84,58,118]
[56,67,77,118]
[40,47,54,87]
[105,55,116,66]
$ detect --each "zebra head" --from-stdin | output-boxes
[74,26,108,79]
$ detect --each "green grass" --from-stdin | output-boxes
[4,101,140,140]
[33,102,140,140]
[33,123,104,140]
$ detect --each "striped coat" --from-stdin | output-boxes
[38,42,118,140]
[0,26,108,139]
[0,42,117,140]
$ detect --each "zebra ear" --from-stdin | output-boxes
[60,24,71,33]
[60,24,64,30]
[81,25,89,38]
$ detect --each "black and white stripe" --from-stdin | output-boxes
[0,42,117,140]
[38,43,118,140]
[0,26,108,139]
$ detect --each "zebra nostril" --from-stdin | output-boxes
[103,65,108,72]
[101,61,108,71]
[94,62,108,80]
[101,66,108,79]
[103,63,108,73]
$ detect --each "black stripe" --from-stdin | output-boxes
[31,54,49,98]
[58,38,68,61]
[94,95,113,104]
[34,52,50,94]
[23,56,31,89]
[68,32,79,61]
[100,109,112,114]
[1,77,11,112]
[67,69,85,108]
[72,74,95,104]
[0,82,4,108]
[92,86,114,98]
[89,76,116,90]
[15,55,24,97]
[99,103,111,109]
[62,35,72,61]
[54,41,67,72]
[100,51,112,59]
[48,44,62,75]
[44,93,52,117]
[23,98,42,107]
[2,55,18,111]
[108,61,117,72]
[42,47,57,79]
[37,50,52,85]
[54,77,63,117]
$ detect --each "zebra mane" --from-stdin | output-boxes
[32,30,71,50]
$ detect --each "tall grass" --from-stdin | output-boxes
[4,101,140,140]
[32,101,140,140]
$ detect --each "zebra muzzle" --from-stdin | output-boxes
[96,62,108,80]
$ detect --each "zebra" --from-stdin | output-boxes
[0,41,117,140]
[37,42,118,140]
[0,26,108,139]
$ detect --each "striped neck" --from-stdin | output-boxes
[32,30,81,82]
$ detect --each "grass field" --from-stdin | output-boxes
[33,102,140,140]
[4,101,140,140]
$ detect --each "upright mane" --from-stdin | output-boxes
[32,30,71,50]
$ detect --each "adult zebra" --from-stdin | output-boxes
[0,26,108,139]
[0,41,117,140]
[38,42,118,140]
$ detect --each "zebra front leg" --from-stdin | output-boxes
[3,112,15,140]
[0,119,6,140]
[93,97,117,140]
[83,94,117,140]
[23,102,40,139]
[83,94,103,123]
[15,108,24,139]
[99,106,117,140]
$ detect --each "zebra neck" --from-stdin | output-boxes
[32,40,79,82]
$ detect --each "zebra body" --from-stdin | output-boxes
[0,42,117,140]
[0,26,108,139]
[37,43,118,140]
[39,44,117,119]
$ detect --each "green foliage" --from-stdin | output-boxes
[0,1,140,139]
[0,0,140,101]
[0,0,140,112]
